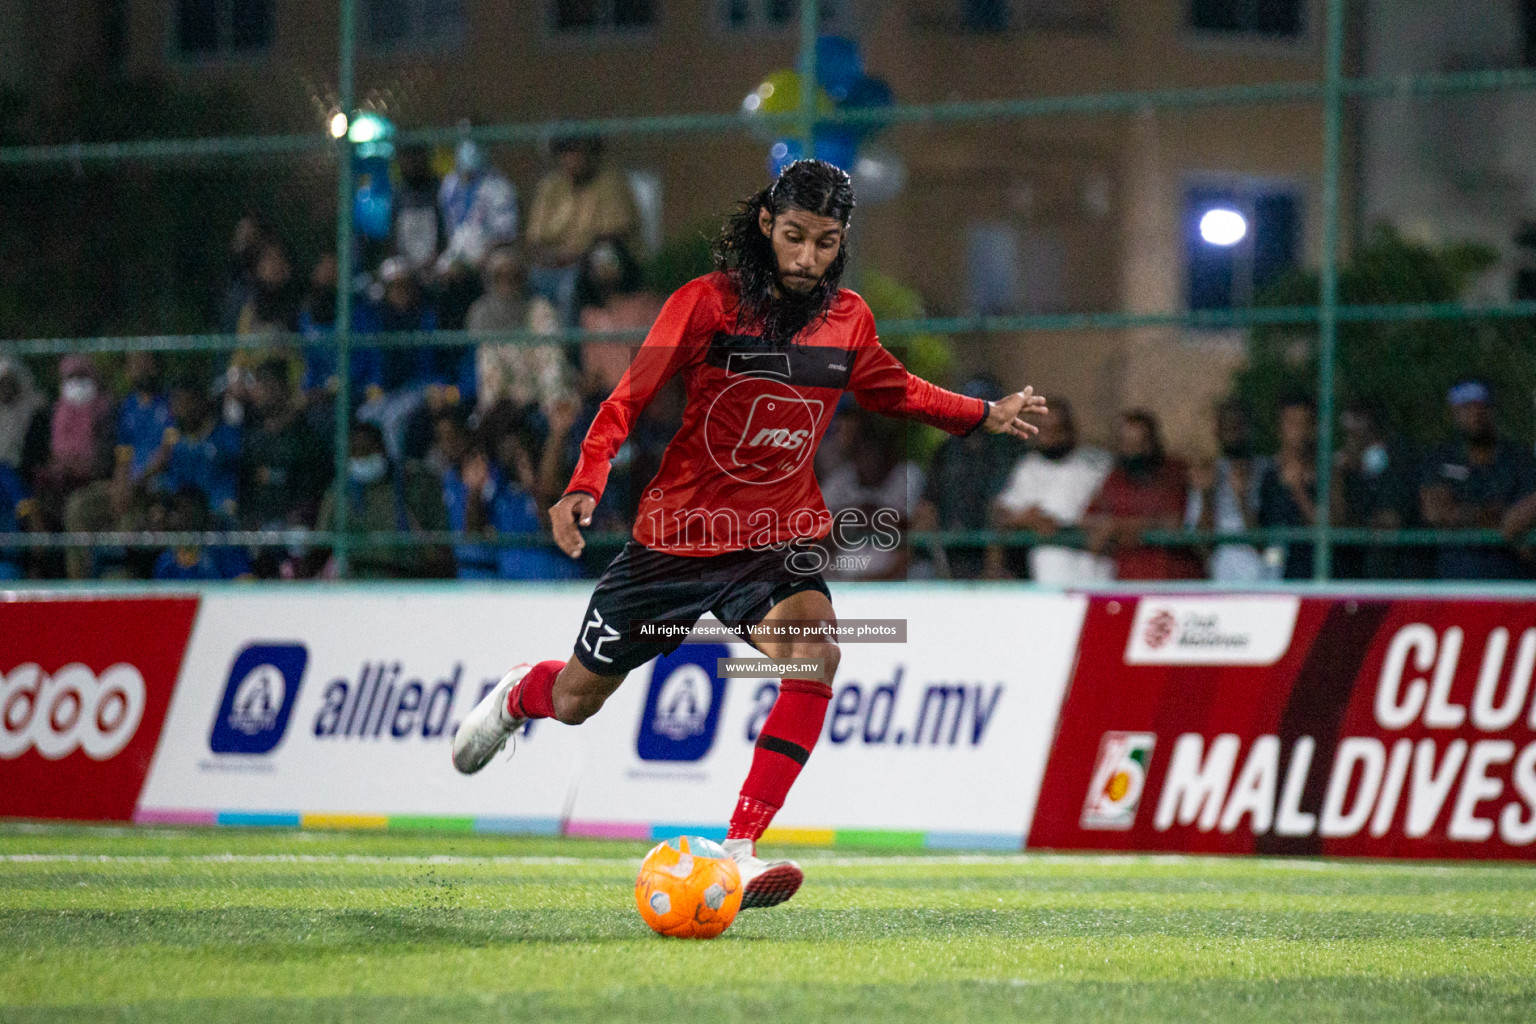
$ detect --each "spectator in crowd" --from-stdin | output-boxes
[358,257,464,461]
[116,352,174,484]
[61,444,155,580]
[298,253,385,440]
[820,410,924,581]
[470,246,568,415]
[235,236,301,337]
[1255,395,1342,580]
[577,237,661,396]
[525,136,640,326]
[1419,380,1536,580]
[1187,401,1275,583]
[441,400,583,580]
[1336,402,1422,579]
[0,357,48,479]
[986,399,1113,584]
[315,420,450,579]
[1084,409,1202,580]
[37,355,115,520]
[0,456,41,579]
[913,377,1022,580]
[220,215,267,334]
[436,140,516,329]
[239,359,329,574]
[151,487,252,581]
[392,144,445,276]
[149,383,242,522]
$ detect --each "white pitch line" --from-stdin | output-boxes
[0,852,1517,874]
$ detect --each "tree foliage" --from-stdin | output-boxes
[1231,226,1532,450]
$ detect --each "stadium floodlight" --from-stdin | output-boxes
[328,112,349,139]
[1199,207,1248,246]
[346,111,396,161]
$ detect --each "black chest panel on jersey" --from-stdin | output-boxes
[705,332,855,390]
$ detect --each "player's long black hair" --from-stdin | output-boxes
[711,159,855,343]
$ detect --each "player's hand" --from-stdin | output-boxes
[550,492,596,558]
[983,386,1048,439]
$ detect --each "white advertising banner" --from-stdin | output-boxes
[563,589,1085,844]
[137,586,1085,845]
[139,587,598,828]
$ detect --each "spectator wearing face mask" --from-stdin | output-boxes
[1084,410,1202,580]
[0,357,49,480]
[1336,402,1421,579]
[435,139,517,330]
[987,399,1113,584]
[37,355,115,515]
[1187,401,1276,583]
[315,420,450,579]
[1255,395,1344,581]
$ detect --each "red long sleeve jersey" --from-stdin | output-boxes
[566,272,988,556]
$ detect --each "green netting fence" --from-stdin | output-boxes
[3,0,1533,581]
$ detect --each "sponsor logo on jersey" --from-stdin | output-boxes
[1081,731,1155,829]
[0,662,148,761]
[1124,597,1298,666]
[637,644,729,761]
[209,644,308,755]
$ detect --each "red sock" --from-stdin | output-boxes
[728,678,831,841]
[508,660,564,720]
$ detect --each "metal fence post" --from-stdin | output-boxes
[332,0,357,577]
[1313,0,1346,582]
[798,0,819,159]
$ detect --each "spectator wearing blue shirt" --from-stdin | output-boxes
[442,400,582,580]
[0,463,38,580]
[357,258,473,462]
[152,488,252,581]
[147,385,242,522]
[117,352,173,482]
[297,254,386,418]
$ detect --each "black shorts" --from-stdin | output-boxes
[572,540,832,676]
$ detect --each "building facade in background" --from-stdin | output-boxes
[6,0,1349,451]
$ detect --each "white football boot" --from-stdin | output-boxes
[722,837,804,909]
[451,663,531,775]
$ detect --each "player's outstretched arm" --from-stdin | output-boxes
[981,386,1049,439]
[550,492,596,558]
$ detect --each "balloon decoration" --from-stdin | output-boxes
[767,138,805,179]
[850,145,908,205]
[815,36,864,102]
[747,36,904,201]
[812,129,857,173]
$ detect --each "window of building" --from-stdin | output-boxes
[175,0,273,57]
[365,0,466,51]
[718,0,849,30]
[551,0,656,32]
[1187,0,1303,38]
[1185,183,1300,311]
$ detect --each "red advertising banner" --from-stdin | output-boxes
[0,596,198,821]
[1030,594,1536,860]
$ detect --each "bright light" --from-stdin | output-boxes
[328,112,348,139]
[1199,208,1248,246]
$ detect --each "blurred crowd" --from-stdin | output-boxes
[3,134,1535,583]
[0,136,661,582]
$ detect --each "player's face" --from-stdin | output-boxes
[759,207,844,294]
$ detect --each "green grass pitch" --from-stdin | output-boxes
[1,824,1534,1022]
